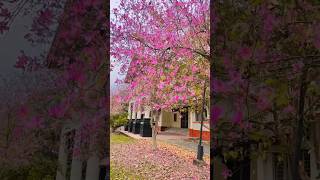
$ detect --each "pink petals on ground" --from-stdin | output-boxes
[111,140,210,179]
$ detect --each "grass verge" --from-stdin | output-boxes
[110,133,135,144]
[110,161,144,180]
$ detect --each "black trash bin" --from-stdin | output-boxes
[128,120,133,132]
[124,123,128,131]
[133,119,141,134]
[140,119,152,137]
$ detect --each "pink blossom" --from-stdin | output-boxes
[14,51,29,70]
[232,110,243,124]
[211,106,223,124]
[238,46,252,60]
[37,9,53,27]
[158,82,165,89]
[292,62,304,72]
[256,89,272,111]
[26,116,44,129]
[283,105,295,114]
[48,104,65,119]
[213,79,228,93]
[263,13,277,33]
[222,167,232,178]
[0,21,9,34]
[314,25,320,49]
[0,8,10,18]
[17,105,29,119]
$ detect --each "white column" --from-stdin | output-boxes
[310,147,320,179]
[70,159,82,180]
[56,130,67,180]
[85,155,100,180]
[256,153,273,180]
[70,129,82,180]
[85,133,100,180]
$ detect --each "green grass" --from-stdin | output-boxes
[110,133,135,144]
[110,162,144,180]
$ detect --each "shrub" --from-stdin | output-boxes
[110,113,128,132]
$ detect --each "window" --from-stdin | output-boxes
[204,108,208,119]
[65,130,75,179]
[173,113,177,122]
[273,153,285,180]
[81,161,87,180]
[99,165,107,180]
[196,111,202,121]
[302,150,311,177]
[195,111,208,121]
[130,103,134,112]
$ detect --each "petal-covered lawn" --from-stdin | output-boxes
[110,133,210,179]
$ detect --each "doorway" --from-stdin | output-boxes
[180,110,188,128]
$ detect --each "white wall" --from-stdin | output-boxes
[189,110,210,131]
[256,154,274,180]
[158,110,181,128]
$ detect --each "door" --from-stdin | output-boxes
[226,157,251,180]
[180,110,188,128]
[99,165,107,180]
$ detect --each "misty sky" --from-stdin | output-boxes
[0,1,124,92]
[0,6,50,79]
[110,0,126,92]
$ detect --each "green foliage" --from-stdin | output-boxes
[110,134,135,144]
[110,112,128,130]
[0,154,57,180]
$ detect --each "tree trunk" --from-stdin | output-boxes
[292,67,308,180]
[151,110,158,150]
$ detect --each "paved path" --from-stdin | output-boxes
[118,127,210,156]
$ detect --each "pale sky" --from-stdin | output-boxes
[110,0,126,93]
[0,1,124,93]
[0,6,50,79]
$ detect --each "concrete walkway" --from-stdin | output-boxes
[118,127,210,156]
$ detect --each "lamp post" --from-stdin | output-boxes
[197,80,207,161]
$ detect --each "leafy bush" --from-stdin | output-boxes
[110,113,128,131]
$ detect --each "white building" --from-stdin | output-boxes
[127,100,210,141]
[213,111,320,180]
[55,121,108,180]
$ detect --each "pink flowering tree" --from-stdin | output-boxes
[0,73,62,178]
[110,87,129,132]
[0,0,108,178]
[111,0,209,149]
[211,0,320,179]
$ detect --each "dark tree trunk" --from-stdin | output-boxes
[292,67,308,180]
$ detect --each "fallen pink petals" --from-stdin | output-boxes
[111,139,210,179]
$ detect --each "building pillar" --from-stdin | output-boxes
[256,154,273,180]
[85,155,100,180]
[84,132,100,180]
[70,129,82,180]
[70,159,82,180]
[310,147,320,179]
[56,129,68,180]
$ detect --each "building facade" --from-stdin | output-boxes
[127,100,210,141]
[213,112,320,180]
[55,121,108,180]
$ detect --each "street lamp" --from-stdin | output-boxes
[197,110,205,161]
[196,80,207,162]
